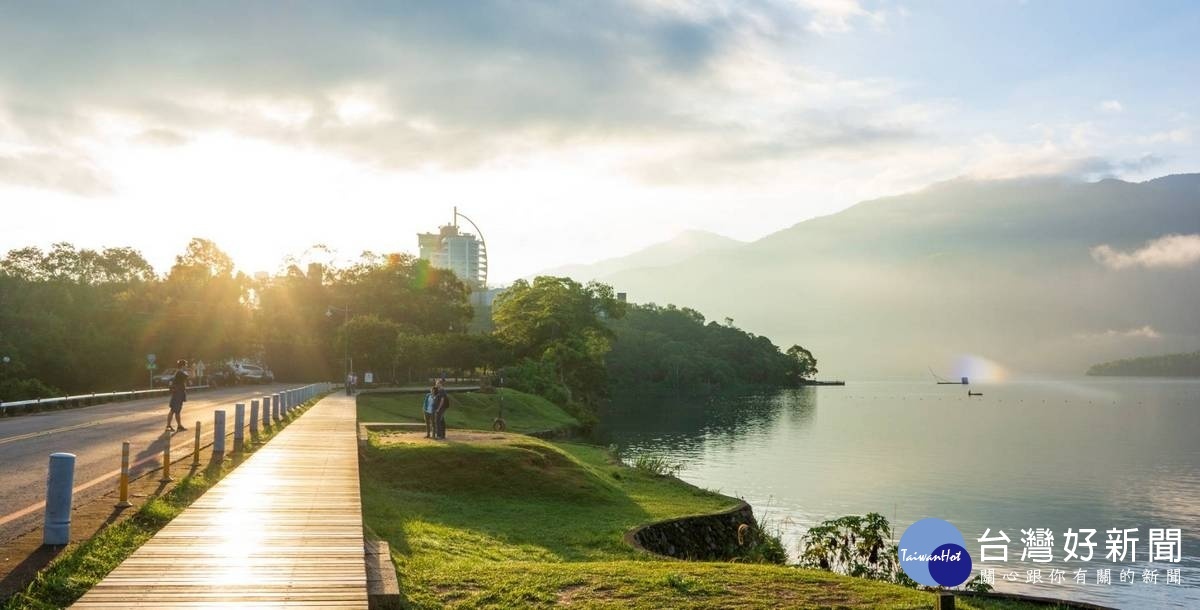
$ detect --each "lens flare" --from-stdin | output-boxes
[952,354,1009,383]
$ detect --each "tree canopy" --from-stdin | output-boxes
[0,239,474,400]
[605,303,818,390]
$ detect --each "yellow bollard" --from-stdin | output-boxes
[116,441,132,508]
[192,421,202,466]
[160,430,174,482]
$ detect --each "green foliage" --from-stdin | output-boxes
[500,358,571,405]
[738,521,789,565]
[492,276,625,405]
[630,453,683,477]
[605,303,816,391]
[0,241,475,393]
[798,513,912,586]
[1087,351,1200,377]
[338,314,403,380]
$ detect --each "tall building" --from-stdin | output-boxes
[417,208,488,289]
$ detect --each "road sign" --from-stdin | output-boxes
[147,363,157,370]
[147,353,156,364]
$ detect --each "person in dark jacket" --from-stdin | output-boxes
[166,359,189,432]
[433,382,449,440]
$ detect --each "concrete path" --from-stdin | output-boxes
[71,390,368,609]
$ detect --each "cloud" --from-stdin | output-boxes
[137,128,190,147]
[1091,234,1200,270]
[1138,128,1192,145]
[0,151,111,196]
[1074,325,1162,340]
[798,0,886,34]
[0,1,939,195]
[1097,100,1123,113]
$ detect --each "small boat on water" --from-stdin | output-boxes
[929,367,969,385]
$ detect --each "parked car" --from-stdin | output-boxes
[152,368,179,388]
[205,363,239,387]
[234,363,274,384]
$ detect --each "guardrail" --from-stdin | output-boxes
[0,385,211,414]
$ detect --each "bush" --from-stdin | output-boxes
[798,513,913,586]
[0,376,60,403]
[501,359,571,405]
[631,453,683,477]
[737,521,789,565]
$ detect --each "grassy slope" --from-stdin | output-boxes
[357,388,579,433]
[361,435,1043,609]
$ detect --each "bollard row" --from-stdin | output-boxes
[42,383,334,544]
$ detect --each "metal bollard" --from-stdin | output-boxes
[44,452,76,545]
[192,422,202,466]
[271,394,280,422]
[160,430,173,482]
[116,442,132,508]
[250,399,260,439]
[234,403,245,453]
[213,410,226,455]
[262,396,271,428]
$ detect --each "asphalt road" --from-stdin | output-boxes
[0,383,306,543]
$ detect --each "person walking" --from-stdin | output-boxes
[433,382,450,440]
[166,359,189,432]
[422,385,437,438]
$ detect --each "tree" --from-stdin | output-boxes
[492,277,625,404]
[337,315,402,381]
[787,344,819,381]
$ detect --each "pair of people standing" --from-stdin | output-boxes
[423,382,450,439]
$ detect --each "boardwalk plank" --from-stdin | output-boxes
[72,390,368,609]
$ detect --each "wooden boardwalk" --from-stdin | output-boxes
[72,392,368,609]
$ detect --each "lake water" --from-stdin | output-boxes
[596,379,1200,609]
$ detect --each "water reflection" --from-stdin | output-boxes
[596,387,817,452]
[596,379,1200,609]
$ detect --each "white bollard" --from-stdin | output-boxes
[44,452,76,545]
[250,400,260,438]
[234,403,245,453]
[213,410,226,455]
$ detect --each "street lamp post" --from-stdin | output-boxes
[326,306,350,389]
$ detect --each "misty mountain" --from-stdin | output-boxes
[535,229,743,283]
[597,175,1200,378]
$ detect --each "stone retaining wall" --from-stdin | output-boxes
[625,501,757,561]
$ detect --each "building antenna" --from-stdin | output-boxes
[453,207,488,288]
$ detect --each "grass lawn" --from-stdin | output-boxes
[357,388,579,434]
[361,433,1051,609]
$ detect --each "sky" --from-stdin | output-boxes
[1,1,1197,283]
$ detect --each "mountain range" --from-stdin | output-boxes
[539,174,1200,378]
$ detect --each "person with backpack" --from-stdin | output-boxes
[165,359,189,432]
[422,385,437,438]
[433,382,450,440]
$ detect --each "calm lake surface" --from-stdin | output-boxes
[596,379,1200,609]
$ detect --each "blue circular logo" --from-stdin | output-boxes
[898,518,973,587]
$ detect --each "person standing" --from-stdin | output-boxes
[166,359,189,432]
[433,382,450,440]
[345,371,353,396]
[422,385,437,438]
